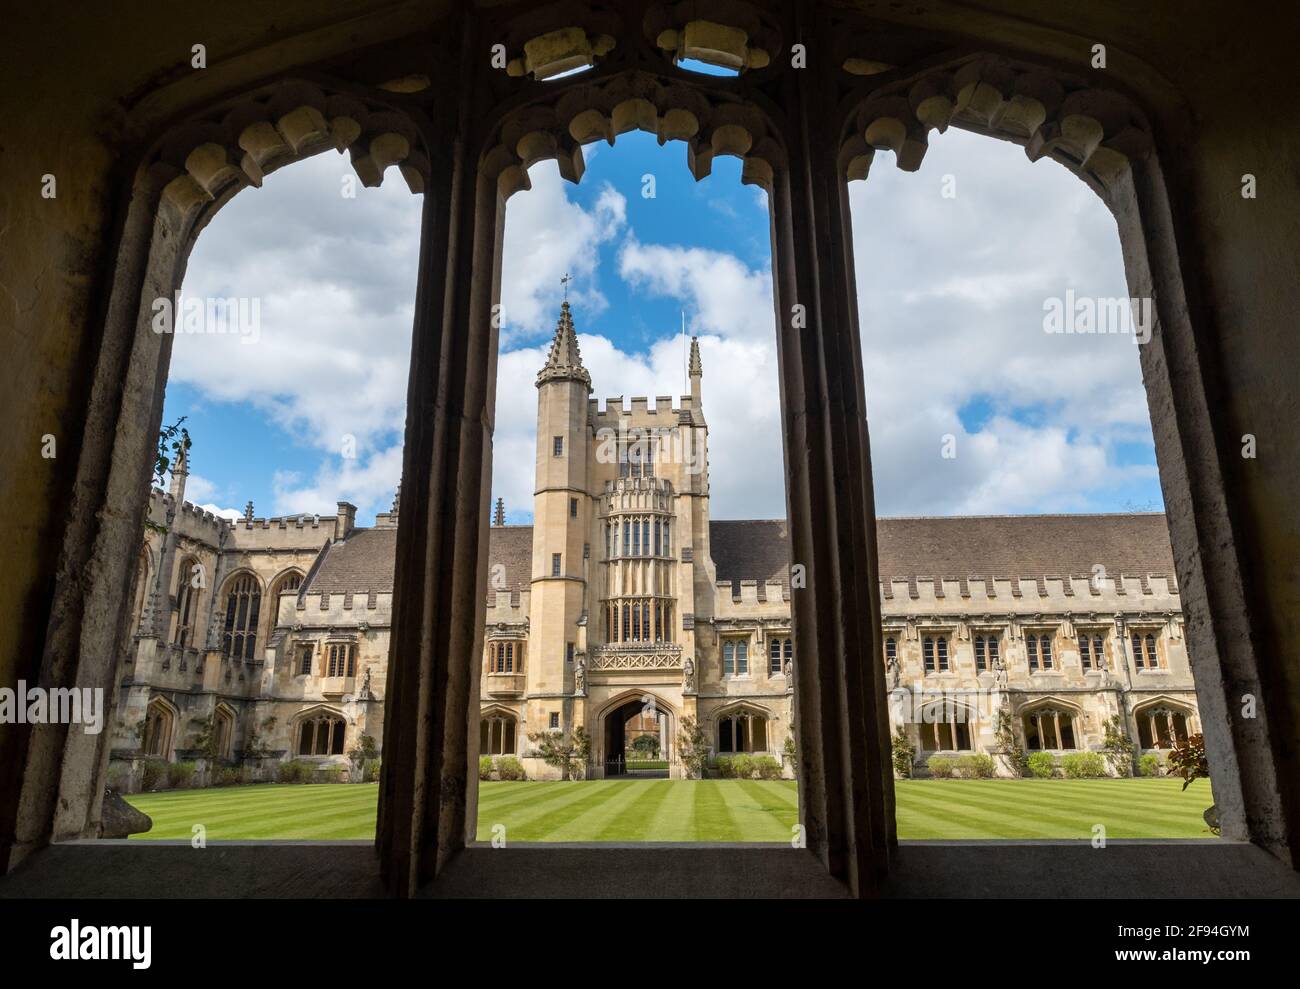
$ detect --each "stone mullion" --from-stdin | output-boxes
[378,23,493,892]
[766,22,890,898]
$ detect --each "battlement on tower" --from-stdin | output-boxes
[588,394,701,428]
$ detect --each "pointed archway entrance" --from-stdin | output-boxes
[602,697,671,779]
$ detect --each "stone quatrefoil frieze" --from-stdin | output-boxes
[590,643,684,671]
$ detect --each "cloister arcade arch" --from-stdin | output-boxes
[8,1,1292,903]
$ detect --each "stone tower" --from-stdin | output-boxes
[529,301,592,730]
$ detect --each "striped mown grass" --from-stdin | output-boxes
[123,777,1215,841]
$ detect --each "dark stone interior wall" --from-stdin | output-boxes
[1,0,1296,873]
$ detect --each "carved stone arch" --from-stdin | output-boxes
[218,567,265,598]
[1133,695,1198,750]
[1019,695,1084,752]
[292,704,348,757]
[218,569,263,661]
[212,702,237,761]
[712,701,773,755]
[142,695,180,761]
[594,687,678,723]
[480,66,788,202]
[478,705,520,757]
[838,52,1154,202]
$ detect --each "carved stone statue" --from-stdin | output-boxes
[574,659,586,695]
[359,666,373,699]
[682,657,696,693]
[885,652,899,689]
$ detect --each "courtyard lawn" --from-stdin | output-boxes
[123,778,1215,841]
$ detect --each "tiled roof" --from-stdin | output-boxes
[486,525,533,594]
[875,513,1175,581]
[301,525,535,596]
[709,513,1176,587]
[302,514,1177,596]
[301,528,397,595]
[709,519,791,592]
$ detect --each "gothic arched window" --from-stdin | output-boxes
[480,713,517,755]
[172,557,201,647]
[297,712,346,756]
[1023,707,1076,750]
[718,710,768,753]
[222,573,261,660]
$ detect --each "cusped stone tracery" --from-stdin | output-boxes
[841,54,1153,195]
[149,79,429,224]
[482,69,785,199]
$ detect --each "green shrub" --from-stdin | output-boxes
[1061,751,1107,778]
[891,728,917,779]
[495,756,526,781]
[276,760,313,784]
[364,758,381,782]
[1137,753,1161,777]
[166,761,196,789]
[712,755,734,779]
[479,755,493,780]
[957,753,996,779]
[753,756,782,780]
[213,766,246,787]
[731,754,755,780]
[1026,751,1056,778]
[140,760,167,791]
[927,756,955,779]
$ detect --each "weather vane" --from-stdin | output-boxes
[561,271,571,301]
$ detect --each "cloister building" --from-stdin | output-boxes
[110,301,1198,782]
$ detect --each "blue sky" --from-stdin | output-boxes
[167,125,1162,525]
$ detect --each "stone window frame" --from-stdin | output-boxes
[1076,626,1109,672]
[10,8,1294,899]
[324,640,357,679]
[479,709,518,756]
[1133,697,1197,750]
[487,639,524,675]
[722,636,751,677]
[1021,701,1080,752]
[171,555,203,648]
[219,570,263,661]
[916,697,978,753]
[767,634,792,676]
[1130,626,1164,671]
[295,642,315,677]
[1024,628,1057,672]
[921,633,951,674]
[715,703,772,755]
[295,709,347,758]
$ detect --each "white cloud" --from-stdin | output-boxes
[499,167,626,343]
[174,127,1156,529]
[270,443,405,517]
[849,127,1157,515]
[174,150,418,518]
